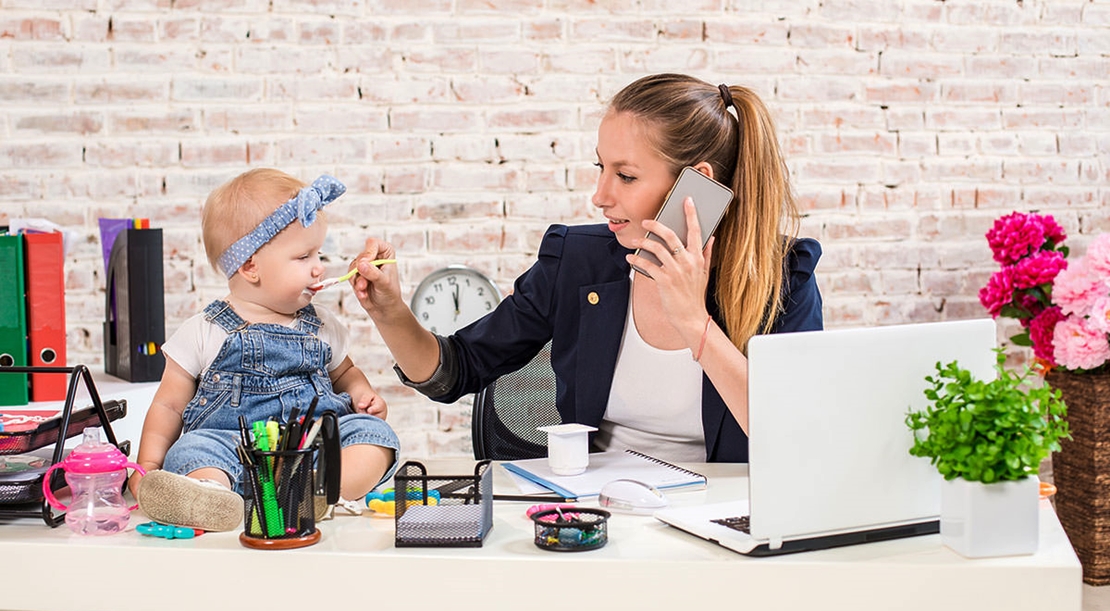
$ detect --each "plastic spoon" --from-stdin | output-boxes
[309,259,396,292]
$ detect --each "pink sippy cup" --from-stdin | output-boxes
[43,428,146,535]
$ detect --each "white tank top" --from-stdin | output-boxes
[597,277,706,462]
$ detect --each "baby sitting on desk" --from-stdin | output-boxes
[129,168,400,531]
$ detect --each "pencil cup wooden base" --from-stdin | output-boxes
[239,529,320,550]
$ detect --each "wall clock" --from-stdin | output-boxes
[410,265,502,335]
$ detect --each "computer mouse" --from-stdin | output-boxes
[598,479,669,514]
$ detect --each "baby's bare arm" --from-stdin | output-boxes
[330,355,387,419]
[129,358,196,497]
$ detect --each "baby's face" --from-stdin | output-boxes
[247,217,328,314]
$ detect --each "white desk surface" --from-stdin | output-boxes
[0,456,1082,611]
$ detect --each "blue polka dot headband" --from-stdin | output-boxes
[217,174,346,278]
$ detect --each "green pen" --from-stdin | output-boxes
[258,474,284,537]
[251,420,284,536]
[252,421,268,452]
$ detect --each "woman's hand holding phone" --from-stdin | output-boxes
[630,196,717,341]
[628,166,733,351]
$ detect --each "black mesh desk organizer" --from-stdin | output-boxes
[393,460,493,547]
[0,365,128,527]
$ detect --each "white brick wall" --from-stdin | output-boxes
[1,1,1106,459]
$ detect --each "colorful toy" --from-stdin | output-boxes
[365,488,441,515]
[136,521,201,539]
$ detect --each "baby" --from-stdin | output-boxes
[130,169,400,531]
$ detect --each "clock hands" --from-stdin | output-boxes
[452,283,461,321]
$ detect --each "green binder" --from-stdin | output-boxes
[0,233,28,405]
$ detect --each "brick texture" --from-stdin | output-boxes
[1,1,1106,459]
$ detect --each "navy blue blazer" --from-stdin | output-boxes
[435,224,823,462]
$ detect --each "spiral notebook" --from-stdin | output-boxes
[502,449,707,500]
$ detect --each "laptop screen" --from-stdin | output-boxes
[745,319,997,544]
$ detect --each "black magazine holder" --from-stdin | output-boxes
[0,365,128,527]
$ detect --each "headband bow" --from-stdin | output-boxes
[217,174,345,278]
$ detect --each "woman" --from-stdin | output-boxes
[352,73,822,462]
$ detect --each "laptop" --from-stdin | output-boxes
[654,318,997,556]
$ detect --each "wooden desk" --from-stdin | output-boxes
[0,460,1081,611]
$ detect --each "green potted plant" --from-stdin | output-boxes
[905,349,1070,558]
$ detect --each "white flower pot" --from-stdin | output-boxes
[940,476,1039,558]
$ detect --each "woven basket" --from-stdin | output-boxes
[1046,369,1110,585]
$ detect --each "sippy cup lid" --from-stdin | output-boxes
[59,428,131,474]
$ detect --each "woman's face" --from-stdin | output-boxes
[592,111,677,250]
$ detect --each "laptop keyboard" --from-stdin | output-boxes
[711,515,751,534]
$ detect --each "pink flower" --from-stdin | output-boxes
[979,210,1110,373]
[1041,215,1067,247]
[986,212,1066,265]
[1089,295,1110,335]
[1029,307,1065,366]
[1011,250,1066,290]
[1053,317,1110,371]
[1053,259,1103,317]
[1087,233,1110,278]
[979,268,1015,318]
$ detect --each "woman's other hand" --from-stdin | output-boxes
[350,237,403,320]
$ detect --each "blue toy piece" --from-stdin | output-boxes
[365,488,441,504]
[136,521,198,539]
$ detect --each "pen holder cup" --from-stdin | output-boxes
[392,460,493,548]
[531,507,610,552]
[239,446,321,550]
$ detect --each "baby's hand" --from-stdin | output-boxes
[353,390,388,420]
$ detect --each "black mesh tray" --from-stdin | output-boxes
[0,365,130,526]
[0,451,53,506]
[0,400,127,507]
[393,460,493,548]
[0,400,126,456]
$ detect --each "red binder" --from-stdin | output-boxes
[24,231,67,401]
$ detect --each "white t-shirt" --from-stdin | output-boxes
[162,303,350,379]
[596,278,706,463]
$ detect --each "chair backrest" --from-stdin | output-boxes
[471,341,561,461]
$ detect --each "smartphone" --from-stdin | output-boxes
[632,166,734,278]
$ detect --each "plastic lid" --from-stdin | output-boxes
[59,428,131,474]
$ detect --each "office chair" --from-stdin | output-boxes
[471,341,561,460]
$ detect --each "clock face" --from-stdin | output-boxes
[410,266,502,335]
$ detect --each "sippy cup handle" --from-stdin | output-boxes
[42,463,69,512]
[124,462,147,511]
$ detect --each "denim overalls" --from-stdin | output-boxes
[162,300,399,495]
